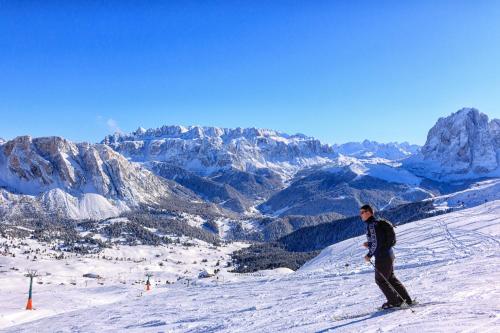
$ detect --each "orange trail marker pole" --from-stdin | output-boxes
[25,270,38,310]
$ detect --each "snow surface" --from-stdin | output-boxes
[0,236,247,331]
[1,201,499,332]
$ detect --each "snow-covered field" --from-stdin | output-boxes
[1,201,500,332]
[0,237,246,331]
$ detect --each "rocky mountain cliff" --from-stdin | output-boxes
[102,125,338,179]
[404,108,500,180]
[0,136,219,220]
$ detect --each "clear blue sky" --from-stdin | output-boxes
[1,1,499,145]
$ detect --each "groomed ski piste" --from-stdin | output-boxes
[1,200,500,332]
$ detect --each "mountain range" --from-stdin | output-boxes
[1,107,499,242]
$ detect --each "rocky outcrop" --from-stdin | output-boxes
[404,108,500,180]
[0,136,215,220]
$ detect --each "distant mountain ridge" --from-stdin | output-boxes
[334,140,420,160]
[102,125,337,179]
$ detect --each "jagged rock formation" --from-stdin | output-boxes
[404,108,500,180]
[0,136,216,220]
[103,125,337,179]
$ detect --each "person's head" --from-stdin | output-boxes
[359,204,374,222]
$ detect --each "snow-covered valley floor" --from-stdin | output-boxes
[2,201,500,332]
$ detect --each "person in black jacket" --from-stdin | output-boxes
[360,204,412,309]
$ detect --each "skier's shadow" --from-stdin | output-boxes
[316,310,391,333]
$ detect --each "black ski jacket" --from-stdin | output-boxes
[365,216,394,259]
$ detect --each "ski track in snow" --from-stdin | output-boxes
[1,201,500,332]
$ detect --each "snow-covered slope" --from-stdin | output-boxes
[405,108,500,180]
[0,136,200,220]
[3,201,498,332]
[0,189,129,220]
[427,178,500,210]
[300,200,500,273]
[103,125,338,179]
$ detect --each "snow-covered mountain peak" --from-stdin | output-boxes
[427,108,489,139]
[0,135,202,220]
[405,107,499,180]
[454,106,480,116]
[133,126,147,135]
[1,136,80,192]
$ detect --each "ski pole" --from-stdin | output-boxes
[369,260,414,313]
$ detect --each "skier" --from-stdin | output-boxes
[360,204,413,309]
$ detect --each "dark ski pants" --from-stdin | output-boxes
[374,256,411,305]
